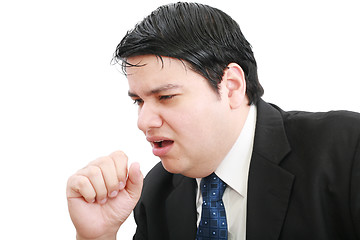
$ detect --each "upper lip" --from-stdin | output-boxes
[146,136,174,147]
[146,136,173,143]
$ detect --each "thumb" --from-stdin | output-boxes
[125,162,143,200]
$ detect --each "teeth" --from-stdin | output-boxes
[153,140,164,148]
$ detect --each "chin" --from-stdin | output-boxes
[161,160,180,174]
[160,157,185,175]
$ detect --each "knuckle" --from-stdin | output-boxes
[87,165,102,178]
[99,156,113,167]
[113,150,128,160]
[76,175,90,189]
[90,152,113,164]
[67,174,77,186]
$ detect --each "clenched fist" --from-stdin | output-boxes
[66,151,143,240]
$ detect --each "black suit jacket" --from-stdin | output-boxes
[133,99,360,240]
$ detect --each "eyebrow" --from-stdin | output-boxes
[128,84,182,98]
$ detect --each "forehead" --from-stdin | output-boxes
[125,55,220,100]
[126,55,186,76]
[126,55,197,92]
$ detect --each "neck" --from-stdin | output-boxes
[210,103,251,176]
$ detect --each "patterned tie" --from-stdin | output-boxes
[196,173,228,240]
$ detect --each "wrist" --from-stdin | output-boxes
[76,233,116,240]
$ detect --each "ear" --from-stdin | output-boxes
[222,63,247,109]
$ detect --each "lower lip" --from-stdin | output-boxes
[152,143,174,157]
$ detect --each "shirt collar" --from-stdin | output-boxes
[215,104,257,197]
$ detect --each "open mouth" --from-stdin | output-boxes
[147,136,175,157]
[153,140,174,148]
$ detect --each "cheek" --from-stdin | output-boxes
[169,107,218,141]
[164,94,225,141]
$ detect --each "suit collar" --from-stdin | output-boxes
[253,99,291,164]
[246,99,295,240]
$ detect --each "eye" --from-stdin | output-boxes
[159,95,175,101]
[133,98,144,106]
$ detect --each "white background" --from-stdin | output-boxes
[0,0,359,239]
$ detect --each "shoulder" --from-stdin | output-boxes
[284,109,360,128]
[258,101,360,160]
[275,106,360,168]
[271,101,360,140]
[275,105,360,144]
[256,100,360,147]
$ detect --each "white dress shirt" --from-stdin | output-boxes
[196,104,257,240]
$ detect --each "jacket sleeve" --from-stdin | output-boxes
[350,138,360,239]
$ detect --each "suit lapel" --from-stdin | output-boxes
[246,100,295,240]
[165,174,197,240]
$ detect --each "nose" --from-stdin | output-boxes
[137,103,163,133]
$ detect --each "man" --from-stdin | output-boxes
[66,2,360,240]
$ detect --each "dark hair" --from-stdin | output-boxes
[113,2,264,105]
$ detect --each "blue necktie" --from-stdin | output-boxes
[196,173,228,240]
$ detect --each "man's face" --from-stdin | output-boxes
[127,55,235,178]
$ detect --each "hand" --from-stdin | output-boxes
[66,151,143,240]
